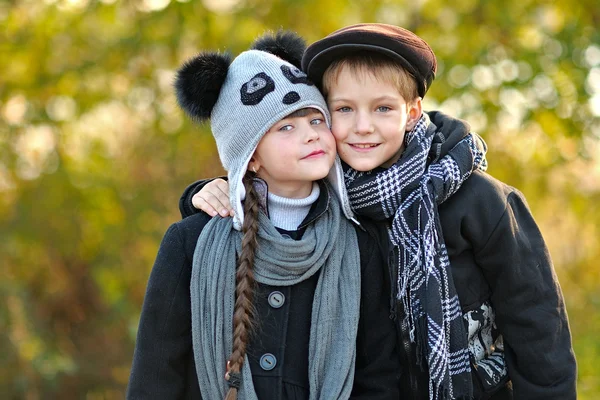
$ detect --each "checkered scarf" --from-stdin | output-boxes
[345,113,487,399]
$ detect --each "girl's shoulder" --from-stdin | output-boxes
[167,212,218,261]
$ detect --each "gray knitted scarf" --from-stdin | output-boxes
[345,114,487,399]
[190,186,361,400]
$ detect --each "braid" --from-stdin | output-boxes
[225,172,260,400]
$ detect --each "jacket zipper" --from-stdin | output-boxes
[389,247,420,399]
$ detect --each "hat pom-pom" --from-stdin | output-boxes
[175,52,232,121]
[251,30,306,69]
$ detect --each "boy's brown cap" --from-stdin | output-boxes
[302,23,437,98]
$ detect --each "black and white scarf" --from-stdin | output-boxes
[345,113,487,399]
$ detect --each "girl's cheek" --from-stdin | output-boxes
[320,126,336,144]
[330,122,344,140]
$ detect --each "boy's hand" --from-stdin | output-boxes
[192,179,233,217]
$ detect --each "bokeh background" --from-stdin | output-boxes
[1,0,599,398]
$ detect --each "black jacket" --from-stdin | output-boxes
[127,181,400,399]
[380,170,577,400]
[177,111,577,400]
[364,111,577,400]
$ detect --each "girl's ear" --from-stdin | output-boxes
[406,97,423,131]
[248,158,260,174]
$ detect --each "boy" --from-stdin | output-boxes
[181,24,576,399]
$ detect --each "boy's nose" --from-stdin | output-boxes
[355,112,374,134]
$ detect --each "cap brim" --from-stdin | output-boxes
[305,43,421,91]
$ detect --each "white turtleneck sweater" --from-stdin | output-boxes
[267,183,320,231]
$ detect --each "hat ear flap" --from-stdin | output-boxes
[175,51,232,121]
[251,30,306,69]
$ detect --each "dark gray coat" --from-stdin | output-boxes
[127,181,400,399]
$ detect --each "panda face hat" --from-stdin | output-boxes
[175,31,355,230]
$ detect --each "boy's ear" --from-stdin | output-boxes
[406,97,423,131]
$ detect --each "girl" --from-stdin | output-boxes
[126,32,399,399]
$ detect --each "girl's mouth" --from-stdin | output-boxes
[302,150,326,159]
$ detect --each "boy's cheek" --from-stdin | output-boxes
[333,134,345,149]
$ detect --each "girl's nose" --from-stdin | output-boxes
[306,125,320,142]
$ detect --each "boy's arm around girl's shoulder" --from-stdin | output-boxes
[350,221,401,400]
[179,177,227,218]
[127,213,212,399]
[454,172,577,400]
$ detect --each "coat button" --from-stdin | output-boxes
[268,291,285,309]
[259,353,277,371]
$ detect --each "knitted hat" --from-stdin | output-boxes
[175,31,355,230]
[302,23,437,98]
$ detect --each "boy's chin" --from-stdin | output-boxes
[341,153,401,171]
[342,159,381,172]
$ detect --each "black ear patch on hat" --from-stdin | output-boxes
[251,30,306,69]
[240,72,275,105]
[282,92,300,104]
[281,65,313,86]
[175,51,232,121]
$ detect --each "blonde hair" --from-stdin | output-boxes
[322,51,419,102]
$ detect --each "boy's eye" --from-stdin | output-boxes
[310,118,324,125]
[377,106,391,112]
[279,124,293,131]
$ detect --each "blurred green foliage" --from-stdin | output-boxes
[0,0,599,398]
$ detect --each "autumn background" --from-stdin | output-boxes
[1,0,599,398]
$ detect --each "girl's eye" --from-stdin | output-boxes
[337,106,352,113]
[377,106,391,112]
[279,124,293,131]
[310,118,324,125]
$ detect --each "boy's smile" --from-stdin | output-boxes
[327,66,421,171]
